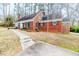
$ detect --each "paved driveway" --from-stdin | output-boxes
[18,42,79,56]
[12,29,79,56]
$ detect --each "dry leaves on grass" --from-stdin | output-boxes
[0,28,22,56]
[22,31,79,52]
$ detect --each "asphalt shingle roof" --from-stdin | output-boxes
[18,13,36,21]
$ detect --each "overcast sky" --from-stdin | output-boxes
[0,3,78,20]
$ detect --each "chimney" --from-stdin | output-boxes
[18,14,21,20]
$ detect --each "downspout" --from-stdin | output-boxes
[33,20,35,31]
[47,3,49,32]
[47,20,49,32]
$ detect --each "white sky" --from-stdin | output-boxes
[0,3,14,16]
[0,3,78,20]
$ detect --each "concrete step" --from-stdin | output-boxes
[12,29,35,50]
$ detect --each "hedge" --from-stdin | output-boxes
[70,26,79,33]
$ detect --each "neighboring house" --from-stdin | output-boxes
[14,11,70,33]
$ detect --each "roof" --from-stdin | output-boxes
[17,13,36,21]
[62,17,70,22]
[41,13,62,21]
[17,11,62,22]
[41,14,54,20]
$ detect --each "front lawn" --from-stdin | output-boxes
[22,31,79,52]
[0,27,22,55]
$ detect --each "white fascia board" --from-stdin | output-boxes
[62,21,70,23]
[15,19,34,24]
[39,19,62,23]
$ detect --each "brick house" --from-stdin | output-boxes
[14,11,70,33]
[15,11,43,31]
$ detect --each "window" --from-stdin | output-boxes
[41,23,43,26]
[26,22,28,28]
[23,23,24,28]
[43,23,45,26]
[38,23,41,29]
[38,23,41,26]
[52,21,57,26]
[28,22,30,28]
[26,22,30,28]
[63,18,69,22]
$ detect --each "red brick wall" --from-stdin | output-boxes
[27,21,34,31]
[23,21,34,31]
[61,22,70,33]
[49,21,62,32]
[24,22,26,28]
[39,21,62,32]
[39,23,47,31]
[33,11,44,31]
[30,21,34,31]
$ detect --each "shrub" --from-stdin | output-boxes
[70,26,75,32]
[70,26,79,33]
[77,28,79,33]
[4,15,13,27]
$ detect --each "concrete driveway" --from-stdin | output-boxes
[18,41,79,56]
[12,29,79,56]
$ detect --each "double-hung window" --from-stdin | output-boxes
[26,22,30,28]
[52,21,57,26]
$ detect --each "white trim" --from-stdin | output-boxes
[39,19,62,23]
[15,19,34,24]
[62,21,70,24]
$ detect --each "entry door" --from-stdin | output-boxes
[35,22,39,31]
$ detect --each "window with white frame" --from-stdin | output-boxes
[52,21,57,26]
[41,23,43,26]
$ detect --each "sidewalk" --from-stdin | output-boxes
[12,29,35,50]
[70,32,79,36]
